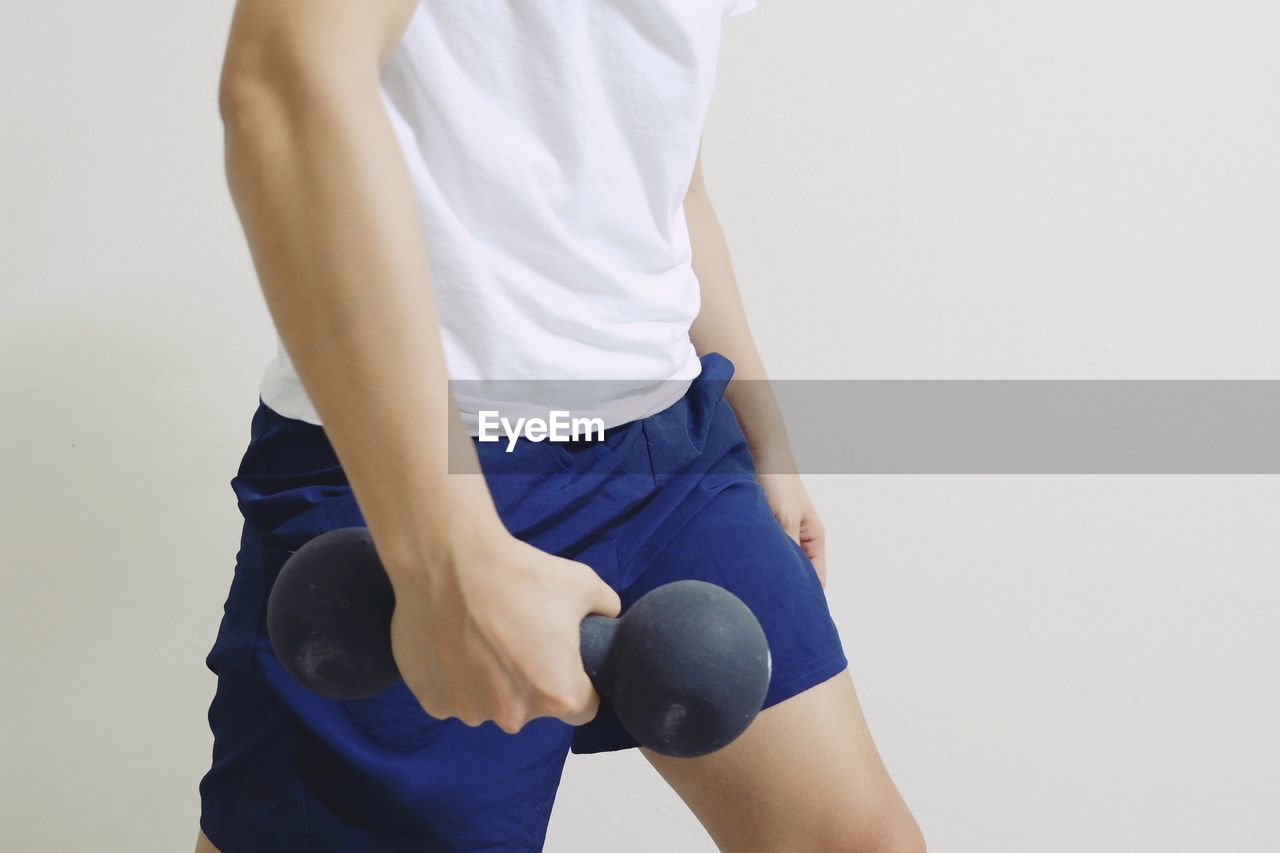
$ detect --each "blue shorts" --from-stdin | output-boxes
[199,353,848,851]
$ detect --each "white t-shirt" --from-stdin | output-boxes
[258,0,758,432]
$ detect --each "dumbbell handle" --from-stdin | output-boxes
[268,527,771,757]
[578,614,621,687]
[268,528,623,701]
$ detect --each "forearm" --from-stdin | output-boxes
[221,31,499,577]
[685,183,796,471]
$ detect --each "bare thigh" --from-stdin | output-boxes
[643,670,924,853]
[193,678,921,853]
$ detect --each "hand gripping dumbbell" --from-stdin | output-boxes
[266,527,772,757]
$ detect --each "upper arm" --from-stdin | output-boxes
[686,142,708,202]
[221,0,417,102]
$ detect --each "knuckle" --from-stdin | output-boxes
[496,714,526,734]
[493,701,528,734]
[418,700,448,720]
[540,684,587,719]
[597,589,623,615]
[455,708,484,727]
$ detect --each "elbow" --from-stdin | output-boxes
[217,8,386,147]
[217,39,378,164]
[218,68,268,142]
[216,37,321,204]
[218,35,296,142]
[217,22,331,142]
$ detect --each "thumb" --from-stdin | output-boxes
[585,577,622,619]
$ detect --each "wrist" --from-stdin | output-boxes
[745,431,798,474]
[369,477,508,585]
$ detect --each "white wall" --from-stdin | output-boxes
[3,1,1277,851]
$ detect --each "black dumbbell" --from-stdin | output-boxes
[266,527,772,758]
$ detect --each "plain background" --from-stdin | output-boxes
[3,1,1278,850]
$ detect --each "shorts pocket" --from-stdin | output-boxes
[231,403,362,553]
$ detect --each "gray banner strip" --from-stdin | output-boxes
[447,380,1280,473]
[774,380,1280,474]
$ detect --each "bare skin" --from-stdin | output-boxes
[195,674,921,853]
[217,0,618,735]
[199,0,922,849]
[644,673,924,852]
[677,158,924,852]
[683,148,831,587]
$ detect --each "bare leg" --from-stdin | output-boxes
[192,677,919,852]
[644,670,924,852]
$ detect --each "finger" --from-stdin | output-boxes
[584,576,622,619]
[455,708,485,728]
[807,519,827,585]
[535,668,600,727]
[812,549,828,588]
[780,515,801,545]
[556,671,601,726]
[492,700,530,735]
[485,678,532,735]
[801,524,827,586]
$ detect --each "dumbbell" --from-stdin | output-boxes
[266,527,772,758]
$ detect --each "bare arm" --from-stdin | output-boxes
[220,0,618,728]
[220,0,493,570]
[684,146,794,468]
[685,146,828,584]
